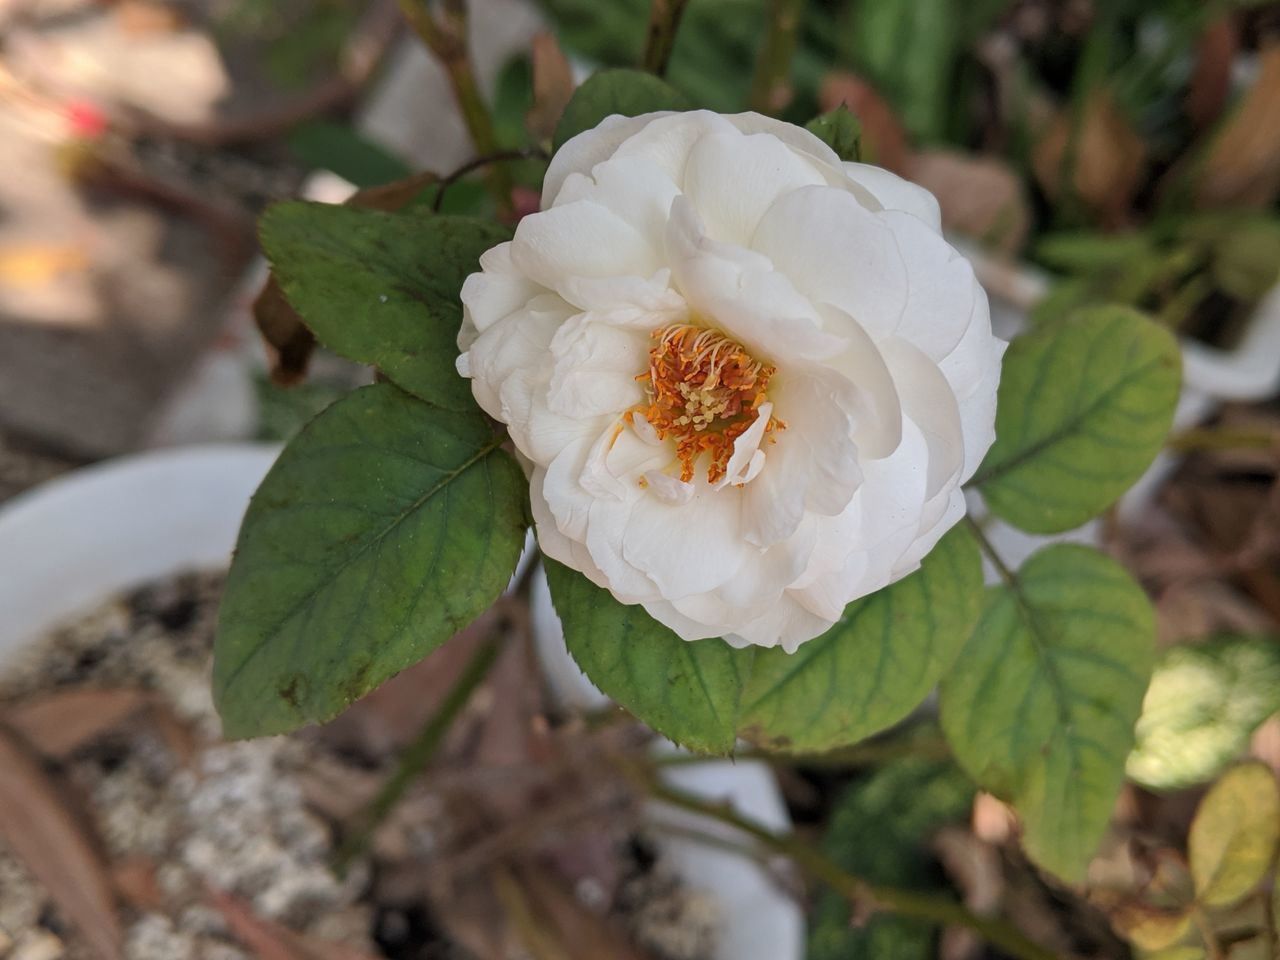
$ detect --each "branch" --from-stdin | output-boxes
[749,0,805,114]
[334,621,507,871]
[641,0,692,76]
[398,0,514,217]
[646,777,1059,960]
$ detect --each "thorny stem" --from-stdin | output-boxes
[397,0,514,217]
[334,623,506,872]
[641,0,692,76]
[749,0,805,114]
[644,776,1060,960]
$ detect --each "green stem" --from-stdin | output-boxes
[748,0,805,114]
[1191,904,1226,960]
[963,515,1017,591]
[397,0,514,218]
[1168,425,1277,453]
[651,731,951,769]
[641,0,692,76]
[335,626,505,871]
[647,779,1059,960]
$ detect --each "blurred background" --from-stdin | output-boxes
[1,1,1279,958]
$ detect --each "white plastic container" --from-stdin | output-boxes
[0,445,803,960]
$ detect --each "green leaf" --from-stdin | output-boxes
[839,0,959,141]
[808,758,974,960]
[805,105,862,162]
[553,69,691,152]
[1127,634,1280,791]
[259,203,509,411]
[544,525,983,755]
[542,558,749,753]
[1034,230,1155,273]
[213,383,528,738]
[939,544,1156,881]
[972,305,1181,534]
[737,524,983,753]
[1188,762,1280,908]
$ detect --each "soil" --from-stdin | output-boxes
[0,571,721,960]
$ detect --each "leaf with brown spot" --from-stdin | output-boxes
[0,725,122,960]
[3,687,148,759]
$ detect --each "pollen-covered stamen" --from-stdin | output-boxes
[634,323,784,484]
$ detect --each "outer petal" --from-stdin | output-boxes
[751,186,908,342]
[841,162,942,231]
[511,200,660,290]
[542,111,669,208]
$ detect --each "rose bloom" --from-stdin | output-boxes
[458,111,1006,652]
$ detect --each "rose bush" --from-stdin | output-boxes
[458,110,1006,652]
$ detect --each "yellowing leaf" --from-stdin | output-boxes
[1189,762,1280,907]
[1114,905,1193,952]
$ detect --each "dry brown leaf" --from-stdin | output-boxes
[1032,90,1146,228]
[110,858,166,912]
[207,889,382,960]
[526,32,575,144]
[1193,42,1280,209]
[908,150,1031,255]
[1187,18,1238,132]
[3,687,148,759]
[818,71,910,174]
[503,863,657,960]
[0,725,122,960]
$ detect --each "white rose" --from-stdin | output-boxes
[457,110,1006,653]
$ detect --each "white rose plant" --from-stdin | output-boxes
[214,70,1181,884]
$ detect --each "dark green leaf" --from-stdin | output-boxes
[542,558,749,754]
[805,106,862,162]
[737,525,983,753]
[544,526,983,755]
[939,544,1155,880]
[808,758,974,960]
[214,383,528,738]
[1128,634,1280,791]
[259,203,509,410]
[553,69,691,152]
[972,305,1181,534]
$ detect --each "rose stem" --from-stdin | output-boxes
[643,776,1060,960]
[748,0,805,115]
[641,0,693,76]
[333,621,507,873]
[396,0,515,218]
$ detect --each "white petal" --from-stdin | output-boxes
[878,339,964,500]
[683,131,825,245]
[725,594,835,653]
[511,200,660,290]
[542,111,669,208]
[622,482,748,598]
[644,470,695,505]
[554,155,681,254]
[882,209,979,361]
[463,296,570,428]
[751,185,908,342]
[610,110,740,189]
[666,196,845,361]
[816,304,903,459]
[842,162,942,231]
[716,402,772,489]
[547,315,648,418]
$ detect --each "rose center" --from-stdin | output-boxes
[632,323,783,485]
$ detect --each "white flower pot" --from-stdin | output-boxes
[0,445,803,960]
